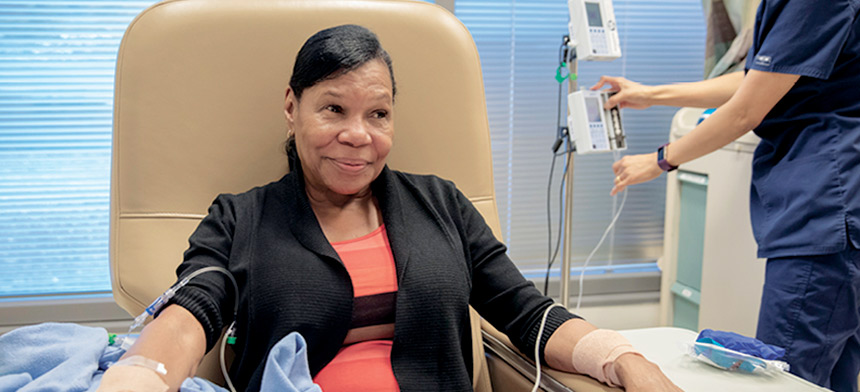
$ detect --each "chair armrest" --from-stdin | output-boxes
[481,319,621,392]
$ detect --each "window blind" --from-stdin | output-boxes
[0,0,156,296]
[455,0,706,276]
[0,0,704,298]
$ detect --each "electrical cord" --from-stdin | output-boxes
[544,36,575,296]
[544,146,570,295]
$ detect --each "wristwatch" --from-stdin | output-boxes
[657,143,678,172]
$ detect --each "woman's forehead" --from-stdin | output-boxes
[305,61,393,100]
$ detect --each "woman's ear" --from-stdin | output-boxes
[284,88,297,127]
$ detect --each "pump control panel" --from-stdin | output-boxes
[568,89,626,154]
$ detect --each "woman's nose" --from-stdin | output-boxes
[337,117,373,147]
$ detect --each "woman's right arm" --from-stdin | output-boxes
[99,305,207,391]
[591,71,744,110]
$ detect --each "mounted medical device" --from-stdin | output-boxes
[567,89,626,154]
[556,0,626,309]
[568,0,621,61]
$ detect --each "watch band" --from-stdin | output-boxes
[657,143,678,172]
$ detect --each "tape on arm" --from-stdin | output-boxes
[98,355,169,392]
[571,329,642,387]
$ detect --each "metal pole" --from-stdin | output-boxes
[560,58,578,308]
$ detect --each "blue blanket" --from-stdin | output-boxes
[0,322,321,392]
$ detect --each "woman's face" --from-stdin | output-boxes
[285,59,394,197]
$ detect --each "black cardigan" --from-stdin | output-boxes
[165,166,578,391]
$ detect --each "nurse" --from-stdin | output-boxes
[593,1,860,390]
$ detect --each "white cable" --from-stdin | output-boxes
[127,266,240,391]
[575,187,627,312]
[607,150,622,266]
[220,321,237,392]
[531,303,567,392]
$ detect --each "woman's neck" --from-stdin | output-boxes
[304,179,382,242]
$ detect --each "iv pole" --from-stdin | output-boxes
[560,53,577,308]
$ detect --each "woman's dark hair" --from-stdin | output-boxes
[286,24,396,168]
[289,24,396,100]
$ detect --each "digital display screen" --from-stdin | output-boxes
[585,96,603,123]
[585,2,603,27]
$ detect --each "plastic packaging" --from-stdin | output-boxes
[684,341,790,374]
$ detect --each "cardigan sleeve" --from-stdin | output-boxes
[457,188,581,364]
[155,194,238,352]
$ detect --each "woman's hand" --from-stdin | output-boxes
[611,152,663,196]
[614,353,683,392]
[590,76,655,110]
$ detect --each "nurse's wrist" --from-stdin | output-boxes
[646,152,663,177]
[646,84,671,106]
[656,144,678,172]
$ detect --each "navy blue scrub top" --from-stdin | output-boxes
[745,0,860,258]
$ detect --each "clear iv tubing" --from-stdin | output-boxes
[127,266,240,392]
[575,151,627,312]
[128,266,239,332]
[531,303,567,392]
[531,185,626,390]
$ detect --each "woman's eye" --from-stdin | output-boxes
[325,105,342,113]
[373,110,388,119]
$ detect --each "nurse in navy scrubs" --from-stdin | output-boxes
[593,1,860,390]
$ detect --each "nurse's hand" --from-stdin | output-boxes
[611,152,663,196]
[614,353,684,391]
[590,76,655,110]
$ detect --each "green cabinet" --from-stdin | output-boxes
[671,171,708,331]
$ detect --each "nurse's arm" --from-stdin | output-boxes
[592,71,744,110]
[656,70,800,165]
[97,304,207,392]
[610,70,800,196]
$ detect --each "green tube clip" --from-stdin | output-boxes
[555,62,577,83]
[555,62,568,83]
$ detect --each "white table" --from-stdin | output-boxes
[620,327,831,392]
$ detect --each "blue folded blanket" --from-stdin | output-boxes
[0,322,321,392]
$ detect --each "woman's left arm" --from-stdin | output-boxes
[611,70,800,196]
[545,319,683,391]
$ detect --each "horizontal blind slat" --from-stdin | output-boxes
[0,0,156,297]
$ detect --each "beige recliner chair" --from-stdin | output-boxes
[110,1,617,390]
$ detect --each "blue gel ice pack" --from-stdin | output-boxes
[697,329,785,360]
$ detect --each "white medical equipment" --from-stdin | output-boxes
[567,89,626,154]
[555,0,625,309]
[567,0,621,61]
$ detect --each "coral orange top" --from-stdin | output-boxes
[313,225,400,391]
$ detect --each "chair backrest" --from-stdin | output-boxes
[111,0,498,389]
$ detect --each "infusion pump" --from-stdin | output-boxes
[568,0,621,61]
[568,90,626,154]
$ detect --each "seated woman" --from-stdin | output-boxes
[99,25,680,392]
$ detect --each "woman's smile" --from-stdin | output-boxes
[329,157,371,173]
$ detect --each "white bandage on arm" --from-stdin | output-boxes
[98,356,169,392]
[571,329,642,387]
